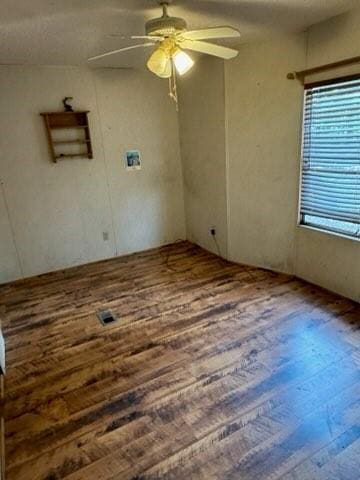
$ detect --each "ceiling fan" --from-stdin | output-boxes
[88,1,240,103]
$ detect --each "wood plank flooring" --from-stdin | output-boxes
[0,241,359,480]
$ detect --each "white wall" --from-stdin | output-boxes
[0,65,185,283]
[225,36,306,273]
[306,8,360,69]
[93,69,185,255]
[178,56,228,258]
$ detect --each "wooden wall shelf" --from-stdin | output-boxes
[40,111,93,163]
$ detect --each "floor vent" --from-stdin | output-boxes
[97,309,117,326]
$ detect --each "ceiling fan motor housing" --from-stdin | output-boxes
[145,15,187,37]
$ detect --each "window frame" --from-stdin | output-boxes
[297,74,360,242]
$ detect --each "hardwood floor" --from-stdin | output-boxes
[0,241,359,480]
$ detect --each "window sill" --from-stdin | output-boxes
[297,223,360,243]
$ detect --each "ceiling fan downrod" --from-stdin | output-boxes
[159,1,169,18]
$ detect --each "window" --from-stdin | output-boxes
[299,76,360,239]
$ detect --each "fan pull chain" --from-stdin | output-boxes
[168,60,178,110]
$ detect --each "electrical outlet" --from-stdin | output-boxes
[103,232,109,241]
[209,226,216,236]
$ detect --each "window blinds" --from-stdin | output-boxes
[300,77,360,238]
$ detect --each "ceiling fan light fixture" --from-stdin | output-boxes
[89,2,240,107]
[147,47,171,78]
[172,48,194,76]
[162,58,172,78]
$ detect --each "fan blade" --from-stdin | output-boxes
[132,35,164,41]
[180,40,238,60]
[181,26,240,41]
[88,43,155,62]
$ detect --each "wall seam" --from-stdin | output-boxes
[91,70,119,256]
[176,98,188,243]
[223,60,231,261]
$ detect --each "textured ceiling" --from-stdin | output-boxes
[0,0,357,68]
